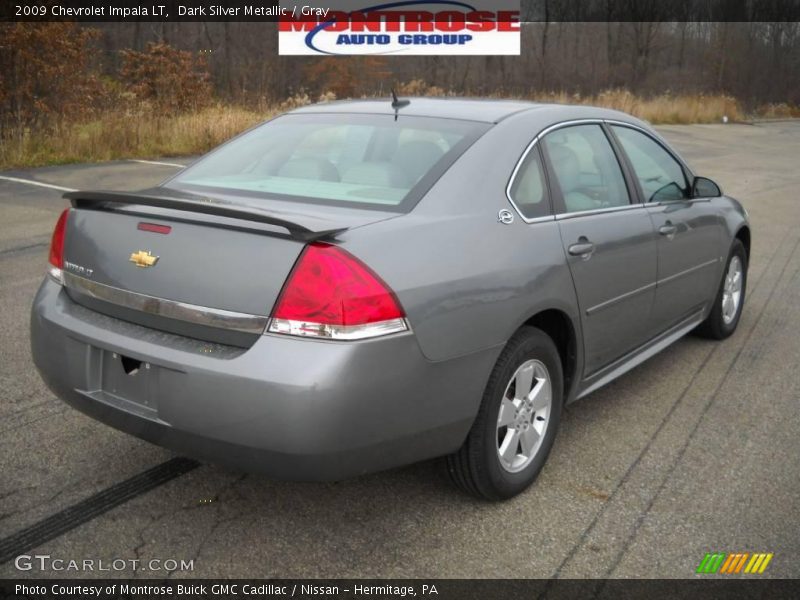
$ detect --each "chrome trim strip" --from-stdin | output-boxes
[505,119,606,224]
[643,198,710,208]
[513,214,555,225]
[583,257,719,316]
[555,203,645,221]
[63,272,269,335]
[578,308,706,399]
[657,258,720,287]
[505,117,697,224]
[585,281,657,316]
[267,317,410,341]
[603,119,695,178]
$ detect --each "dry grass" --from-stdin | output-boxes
[526,89,743,124]
[0,90,795,170]
[0,105,267,169]
[755,102,800,119]
[399,80,746,124]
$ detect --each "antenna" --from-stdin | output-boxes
[391,89,410,120]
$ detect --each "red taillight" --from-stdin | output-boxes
[48,209,69,268]
[138,222,172,234]
[268,243,407,340]
[47,209,69,283]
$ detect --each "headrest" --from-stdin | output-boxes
[394,141,445,183]
[277,158,340,182]
[342,162,410,188]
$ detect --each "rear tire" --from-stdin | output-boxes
[446,327,563,501]
[696,239,747,340]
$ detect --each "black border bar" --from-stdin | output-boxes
[2,579,800,600]
[3,1,800,23]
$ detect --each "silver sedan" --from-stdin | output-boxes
[31,98,750,499]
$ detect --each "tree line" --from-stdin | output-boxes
[1,19,798,137]
[89,20,800,105]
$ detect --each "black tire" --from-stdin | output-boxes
[696,239,748,340]
[446,326,563,501]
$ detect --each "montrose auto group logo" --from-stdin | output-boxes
[279,1,520,55]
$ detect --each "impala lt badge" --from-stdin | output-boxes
[63,261,94,277]
[129,250,159,268]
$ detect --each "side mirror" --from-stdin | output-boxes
[692,176,722,198]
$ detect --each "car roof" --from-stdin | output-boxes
[289,97,641,126]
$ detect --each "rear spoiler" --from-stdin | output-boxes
[64,190,347,242]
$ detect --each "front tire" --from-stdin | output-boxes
[696,238,748,340]
[446,327,563,500]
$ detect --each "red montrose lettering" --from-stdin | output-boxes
[278,10,520,33]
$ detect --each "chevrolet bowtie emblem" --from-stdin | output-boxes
[129,250,159,268]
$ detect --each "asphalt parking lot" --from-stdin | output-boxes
[1,122,799,579]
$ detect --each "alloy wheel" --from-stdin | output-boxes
[722,255,743,325]
[496,359,553,473]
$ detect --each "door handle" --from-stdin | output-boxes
[568,239,595,259]
[659,222,678,237]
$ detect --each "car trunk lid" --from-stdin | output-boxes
[61,188,398,347]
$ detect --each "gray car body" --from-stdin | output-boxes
[30,99,750,480]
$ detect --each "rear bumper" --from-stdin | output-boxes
[30,279,499,480]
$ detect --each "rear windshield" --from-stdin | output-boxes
[166,113,490,212]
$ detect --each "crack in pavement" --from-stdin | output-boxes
[114,471,251,579]
[597,234,800,583]
[0,406,69,438]
[0,457,200,564]
[166,473,251,579]
[543,227,792,586]
[0,241,48,257]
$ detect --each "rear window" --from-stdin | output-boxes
[167,113,489,212]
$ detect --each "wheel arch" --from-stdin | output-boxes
[522,308,579,404]
[735,225,751,261]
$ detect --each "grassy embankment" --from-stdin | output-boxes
[1,90,796,170]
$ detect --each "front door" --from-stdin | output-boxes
[610,125,722,329]
[542,124,659,376]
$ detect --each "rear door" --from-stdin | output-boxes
[609,125,721,329]
[541,123,658,376]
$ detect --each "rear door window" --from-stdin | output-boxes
[541,124,630,214]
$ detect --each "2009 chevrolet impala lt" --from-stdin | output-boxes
[31,98,750,499]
